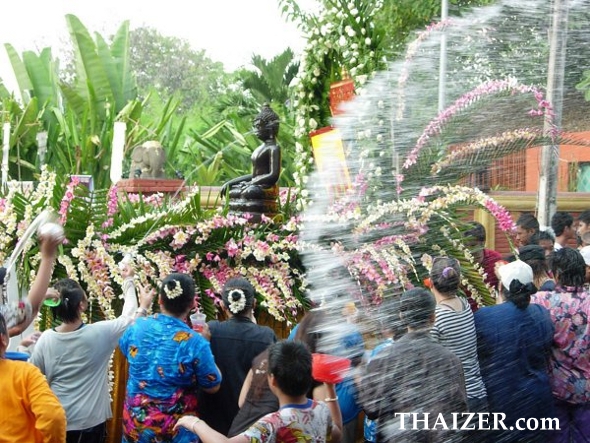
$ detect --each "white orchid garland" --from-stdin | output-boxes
[227,288,247,314]
[163,280,183,300]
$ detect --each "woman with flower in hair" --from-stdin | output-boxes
[119,273,222,443]
[198,277,277,435]
[429,256,488,413]
[30,278,153,443]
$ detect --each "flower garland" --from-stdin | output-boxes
[226,288,247,314]
[281,0,387,208]
[402,79,551,170]
[163,280,183,299]
[59,175,80,225]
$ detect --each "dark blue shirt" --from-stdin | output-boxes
[475,301,555,439]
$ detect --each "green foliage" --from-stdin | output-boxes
[0,16,189,189]
[241,49,299,107]
[577,71,590,101]
[181,115,259,185]
[375,0,495,57]
[129,27,225,115]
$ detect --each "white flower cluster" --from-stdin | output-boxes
[287,0,386,208]
[164,280,183,299]
[227,288,247,314]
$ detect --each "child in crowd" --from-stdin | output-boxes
[0,312,66,443]
[175,340,343,443]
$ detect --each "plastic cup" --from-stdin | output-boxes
[190,312,207,332]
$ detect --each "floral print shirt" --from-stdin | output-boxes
[243,399,333,443]
[119,314,222,443]
[531,287,590,404]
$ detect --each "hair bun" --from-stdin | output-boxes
[227,288,247,314]
[442,266,456,279]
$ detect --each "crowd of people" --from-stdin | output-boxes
[0,210,589,443]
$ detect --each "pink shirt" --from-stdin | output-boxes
[531,288,590,404]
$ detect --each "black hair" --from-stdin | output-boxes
[464,221,486,243]
[551,212,574,237]
[518,245,549,278]
[430,257,461,294]
[516,213,540,232]
[268,340,312,397]
[378,295,406,341]
[294,310,323,353]
[0,311,6,337]
[399,288,436,330]
[502,279,537,310]
[530,230,555,245]
[222,277,255,316]
[549,247,586,289]
[52,279,86,323]
[0,267,6,305]
[160,273,195,316]
[535,231,555,244]
[578,210,590,225]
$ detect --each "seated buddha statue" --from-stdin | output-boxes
[221,104,281,220]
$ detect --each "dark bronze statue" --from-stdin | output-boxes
[221,104,281,220]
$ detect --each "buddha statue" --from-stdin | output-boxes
[221,104,281,220]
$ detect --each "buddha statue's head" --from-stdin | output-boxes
[254,104,280,141]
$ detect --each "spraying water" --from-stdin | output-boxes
[298,0,590,440]
[301,0,590,310]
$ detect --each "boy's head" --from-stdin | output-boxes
[551,212,574,239]
[515,213,539,247]
[268,340,312,397]
[399,288,436,330]
[464,221,486,264]
[578,210,590,246]
[530,229,555,256]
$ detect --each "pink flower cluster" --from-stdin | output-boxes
[402,80,544,171]
[483,197,516,233]
[101,185,119,229]
[126,193,164,207]
[58,176,81,224]
[431,128,541,174]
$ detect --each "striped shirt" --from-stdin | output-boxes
[431,297,487,399]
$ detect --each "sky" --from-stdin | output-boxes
[0,0,317,92]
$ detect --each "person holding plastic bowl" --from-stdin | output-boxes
[1,228,63,337]
[29,278,153,443]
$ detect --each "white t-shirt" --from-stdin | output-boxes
[29,315,133,430]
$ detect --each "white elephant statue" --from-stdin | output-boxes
[130,141,166,179]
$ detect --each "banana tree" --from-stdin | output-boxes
[1,15,184,189]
